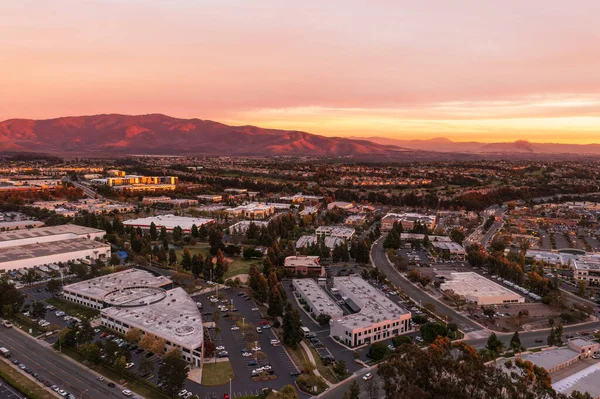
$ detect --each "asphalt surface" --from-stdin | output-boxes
[0,376,27,399]
[370,237,484,335]
[0,327,124,399]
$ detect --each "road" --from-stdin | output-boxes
[481,220,504,248]
[370,237,485,336]
[0,327,124,399]
[69,179,100,199]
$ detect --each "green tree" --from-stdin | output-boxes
[125,327,143,344]
[159,226,168,241]
[254,274,269,304]
[282,302,303,348]
[139,356,155,377]
[76,320,96,346]
[172,226,183,242]
[368,342,390,361]
[80,342,101,364]
[268,286,284,318]
[191,253,203,278]
[510,331,522,353]
[277,385,299,399]
[114,355,127,375]
[191,224,199,238]
[347,380,360,399]
[149,222,158,241]
[486,332,504,357]
[168,249,177,266]
[30,300,46,320]
[420,323,449,343]
[181,248,192,271]
[46,279,62,295]
[333,360,348,378]
[158,349,189,397]
[0,280,24,317]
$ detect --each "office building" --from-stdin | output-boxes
[284,256,324,276]
[330,276,411,347]
[440,272,524,305]
[293,279,344,319]
[123,215,214,233]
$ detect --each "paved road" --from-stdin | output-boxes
[0,327,124,399]
[370,237,484,335]
[481,220,504,248]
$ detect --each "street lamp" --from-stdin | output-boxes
[229,377,232,399]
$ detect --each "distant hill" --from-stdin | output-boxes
[0,114,408,157]
[352,136,600,154]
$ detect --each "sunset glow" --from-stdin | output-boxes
[2,0,600,143]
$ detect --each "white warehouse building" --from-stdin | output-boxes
[293,279,344,319]
[330,276,411,348]
[0,225,110,272]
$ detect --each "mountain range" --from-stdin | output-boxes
[351,136,600,155]
[0,114,404,157]
[0,114,599,158]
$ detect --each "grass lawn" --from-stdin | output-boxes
[201,361,234,386]
[174,245,211,261]
[46,297,99,320]
[224,258,259,280]
[0,359,50,399]
[307,346,340,384]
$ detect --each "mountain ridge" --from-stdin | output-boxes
[0,114,408,157]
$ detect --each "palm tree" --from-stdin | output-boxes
[23,269,37,285]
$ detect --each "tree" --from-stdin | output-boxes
[103,340,120,364]
[268,286,284,318]
[168,249,178,266]
[444,289,467,310]
[158,349,189,397]
[191,224,198,238]
[149,222,158,241]
[172,226,183,242]
[181,248,192,271]
[368,342,390,361]
[450,228,465,245]
[254,274,269,304]
[76,320,96,346]
[80,342,101,364]
[30,300,46,320]
[486,332,504,357]
[510,331,522,353]
[151,337,166,355]
[0,280,24,317]
[482,306,496,321]
[316,313,331,327]
[277,385,299,399]
[333,360,348,378]
[365,376,380,399]
[114,355,127,375]
[125,327,143,344]
[47,279,62,295]
[191,253,204,278]
[347,380,360,399]
[420,323,449,343]
[159,226,167,241]
[282,302,303,348]
[23,269,37,285]
[377,337,561,399]
[139,333,155,352]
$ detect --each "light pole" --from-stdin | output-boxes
[242,318,245,336]
[229,377,232,399]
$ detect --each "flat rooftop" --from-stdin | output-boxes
[315,226,355,238]
[285,256,320,267]
[440,272,523,299]
[123,215,214,229]
[431,241,466,253]
[64,269,172,301]
[333,276,409,329]
[0,239,110,263]
[519,348,579,371]
[293,279,343,316]
[0,224,105,244]
[101,287,203,349]
[553,362,600,398]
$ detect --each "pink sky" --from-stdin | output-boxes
[2,0,600,143]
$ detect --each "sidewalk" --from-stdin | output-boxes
[299,341,331,386]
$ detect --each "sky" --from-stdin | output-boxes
[2,0,600,143]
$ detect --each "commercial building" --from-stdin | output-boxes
[63,268,173,310]
[330,276,411,347]
[344,215,366,225]
[197,195,223,203]
[227,203,275,219]
[573,257,600,285]
[101,287,203,367]
[0,225,110,272]
[516,339,599,374]
[431,241,466,260]
[284,256,324,276]
[91,175,179,188]
[142,197,198,207]
[554,362,600,399]
[31,199,135,215]
[229,220,269,234]
[315,226,355,240]
[381,213,437,232]
[292,279,344,319]
[279,193,324,204]
[123,215,214,233]
[296,235,346,250]
[440,272,524,305]
[0,239,111,272]
[327,201,354,210]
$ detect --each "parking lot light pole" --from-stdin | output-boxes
[229,377,232,399]
[242,318,245,336]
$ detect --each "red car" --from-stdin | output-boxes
[224,394,230,399]
[99,332,109,338]
[260,320,269,325]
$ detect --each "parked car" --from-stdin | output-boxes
[363,373,373,380]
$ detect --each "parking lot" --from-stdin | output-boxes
[0,377,26,399]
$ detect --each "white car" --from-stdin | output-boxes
[270,339,280,346]
[415,336,424,342]
[242,352,252,357]
[178,390,188,397]
[125,362,135,369]
[252,346,262,352]
[262,365,272,370]
[230,326,240,331]
[215,346,225,351]
[256,327,262,333]
[184,393,192,399]
[251,307,259,311]
[122,390,133,397]
[363,372,373,381]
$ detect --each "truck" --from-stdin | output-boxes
[0,347,11,358]
[300,326,311,337]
